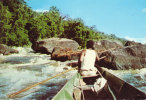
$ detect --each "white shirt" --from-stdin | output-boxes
[81,49,97,71]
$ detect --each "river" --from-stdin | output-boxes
[0,47,145,100]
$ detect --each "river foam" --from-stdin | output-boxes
[0,47,77,100]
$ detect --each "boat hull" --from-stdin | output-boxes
[52,67,146,100]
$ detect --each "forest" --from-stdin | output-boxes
[0,0,126,48]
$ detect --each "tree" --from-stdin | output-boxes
[0,2,12,44]
[0,1,126,47]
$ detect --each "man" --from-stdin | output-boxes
[78,40,106,76]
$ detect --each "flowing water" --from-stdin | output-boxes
[0,47,145,100]
[0,47,77,100]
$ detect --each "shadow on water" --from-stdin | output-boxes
[27,85,64,100]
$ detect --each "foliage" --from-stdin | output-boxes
[0,0,31,46]
[0,0,126,47]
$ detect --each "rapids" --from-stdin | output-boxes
[0,47,77,100]
[0,47,145,100]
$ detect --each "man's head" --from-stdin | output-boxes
[86,40,94,49]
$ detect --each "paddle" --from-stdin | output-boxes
[97,47,116,54]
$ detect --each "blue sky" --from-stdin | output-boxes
[25,0,146,43]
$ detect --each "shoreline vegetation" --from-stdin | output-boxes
[0,0,126,48]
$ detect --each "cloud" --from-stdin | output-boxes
[34,9,49,12]
[124,36,146,44]
[142,8,146,13]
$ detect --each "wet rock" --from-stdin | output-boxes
[32,38,79,54]
[63,67,69,70]
[0,44,19,55]
[67,61,78,67]
[99,45,146,70]
[51,47,81,61]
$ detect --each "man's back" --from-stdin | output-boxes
[81,49,97,71]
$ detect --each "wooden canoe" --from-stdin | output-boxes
[52,67,146,100]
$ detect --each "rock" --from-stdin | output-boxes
[63,67,69,70]
[98,45,146,70]
[65,40,146,70]
[94,40,123,52]
[32,38,79,54]
[67,61,78,67]
[0,44,19,55]
[124,40,142,46]
[51,47,81,61]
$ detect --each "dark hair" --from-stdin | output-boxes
[86,40,94,49]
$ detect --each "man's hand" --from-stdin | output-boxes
[99,56,106,60]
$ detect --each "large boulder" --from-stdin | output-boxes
[66,40,146,70]
[65,40,146,70]
[51,47,81,61]
[94,40,123,52]
[32,38,79,54]
[0,44,19,55]
[98,44,146,70]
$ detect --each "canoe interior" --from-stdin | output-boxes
[52,67,146,100]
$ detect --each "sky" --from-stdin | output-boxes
[25,0,146,44]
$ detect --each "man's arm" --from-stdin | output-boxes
[96,51,106,61]
[96,52,100,61]
[78,50,86,69]
[99,56,106,60]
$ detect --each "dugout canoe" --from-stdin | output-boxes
[52,67,146,100]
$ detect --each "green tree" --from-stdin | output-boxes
[0,1,126,47]
[0,2,12,44]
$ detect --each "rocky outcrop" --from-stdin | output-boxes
[67,44,146,70]
[31,38,146,70]
[124,40,142,46]
[51,39,146,70]
[32,38,79,54]
[51,47,81,61]
[0,44,19,55]
[94,40,123,52]
[98,44,146,70]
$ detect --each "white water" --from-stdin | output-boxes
[0,47,145,100]
[0,47,77,100]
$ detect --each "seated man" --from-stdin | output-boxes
[78,40,107,95]
[78,40,105,77]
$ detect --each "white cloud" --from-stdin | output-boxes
[142,8,146,13]
[124,36,146,44]
[34,9,49,12]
